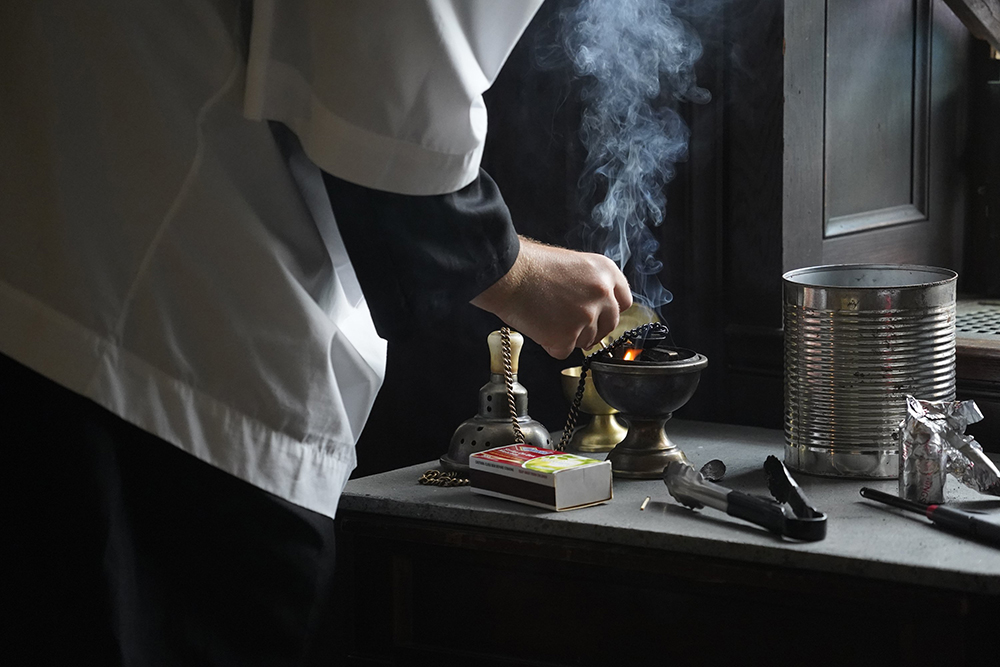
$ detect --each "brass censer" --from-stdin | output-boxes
[440,329,551,474]
[559,366,627,452]
[567,322,708,479]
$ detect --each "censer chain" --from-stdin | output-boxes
[501,326,526,446]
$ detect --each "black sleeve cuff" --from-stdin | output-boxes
[322,169,519,342]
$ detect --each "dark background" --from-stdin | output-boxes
[353,0,999,477]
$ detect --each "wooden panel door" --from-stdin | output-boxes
[784,0,970,271]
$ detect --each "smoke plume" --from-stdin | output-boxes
[552,0,710,312]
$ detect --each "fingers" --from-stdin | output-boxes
[593,302,621,346]
[614,276,633,313]
[574,321,600,352]
[584,254,629,348]
[542,342,574,360]
[572,301,620,351]
[538,254,632,357]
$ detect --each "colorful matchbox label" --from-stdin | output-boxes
[469,444,612,511]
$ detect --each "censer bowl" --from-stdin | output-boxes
[589,348,708,479]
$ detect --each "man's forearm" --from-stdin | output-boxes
[472,237,632,359]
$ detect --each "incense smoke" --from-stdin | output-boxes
[551,0,710,312]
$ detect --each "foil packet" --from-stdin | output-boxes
[898,396,1000,503]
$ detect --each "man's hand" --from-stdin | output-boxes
[471,237,633,359]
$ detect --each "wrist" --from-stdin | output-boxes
[471,235,535,316]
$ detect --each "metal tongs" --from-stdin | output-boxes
[664,455,827,541]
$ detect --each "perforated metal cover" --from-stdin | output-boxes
[956,300,1000,340]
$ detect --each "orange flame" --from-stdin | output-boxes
[623,348,643,361]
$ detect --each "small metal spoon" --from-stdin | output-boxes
[699,458,726,482]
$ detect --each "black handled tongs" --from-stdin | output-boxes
[664,455,827,541]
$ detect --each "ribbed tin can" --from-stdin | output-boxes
[783,265,957,478]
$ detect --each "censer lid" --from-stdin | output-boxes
[487,329,523,374]
[604,344,699,364]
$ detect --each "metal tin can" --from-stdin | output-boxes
[783,265,957,478]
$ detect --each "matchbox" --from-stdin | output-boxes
[469,444,612,511]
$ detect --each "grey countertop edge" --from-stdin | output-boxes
[338,490,1000,596]
[340,420,1000,595]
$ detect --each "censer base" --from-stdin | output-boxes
[569,414,628,453]
[560,366,627,453]
[441,418,551,475]
[606,416,690,479]
[438,453,469,475]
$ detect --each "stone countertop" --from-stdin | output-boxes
[340,420,1000,595]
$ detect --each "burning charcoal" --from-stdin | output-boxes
[600,322,671,361]
[615,347,644,361]
[627,330,668,351]
[638,347,682,363]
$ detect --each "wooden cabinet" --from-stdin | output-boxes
[330,513,997,666]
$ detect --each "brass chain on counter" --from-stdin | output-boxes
[417,469,469,487]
